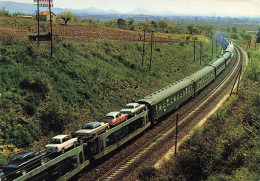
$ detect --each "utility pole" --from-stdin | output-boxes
[222,35,224,52]
[230,66,242,96]
[247,37,252,48]
[142,19,148,66]
[236,66,242,94]
[216,40,218,58]
[174,114,179,155]
[142,29,146,66]
[200,42,202,65]
[37,0,39,47]
[193,41,196,62]
[212,37,214,57]
[149,31,153,70]
[48,0,53,58]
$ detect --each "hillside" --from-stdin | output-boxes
[0,21,221,166]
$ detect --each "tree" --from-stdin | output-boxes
[187,23,200,34]
[158,20,168,31]
[226,27,231,32]
[105,19,117,28]
[0,7,10,17]
[117,18,126,29]
[232,26,238,33]
[58,11,75,26]
[127,18,135,30]
[205,25,213,37]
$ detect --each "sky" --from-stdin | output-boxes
[1,0,260,17]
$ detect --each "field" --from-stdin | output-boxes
[0,17,207,43]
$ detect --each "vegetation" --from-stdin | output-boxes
[0,7,10,17]
[57,11,75,25]
[0,11,259,174]
[0,23,220,165]
[138,30,260,181]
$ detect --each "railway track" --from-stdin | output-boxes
[78,44,244,181]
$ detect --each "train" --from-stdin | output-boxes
[1,32,235,181]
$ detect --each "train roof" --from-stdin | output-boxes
[208,57,225,67]
[208,58,219,65]
[222,52,231,60]
[225,44,234,54]
[186,66,215,82]
[137,78,192,106]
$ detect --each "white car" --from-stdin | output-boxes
[120,103,146,114]
[46,135,77,153]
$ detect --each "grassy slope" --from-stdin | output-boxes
[138,44,260,180]
[0,31,219,163]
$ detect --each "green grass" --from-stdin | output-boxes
[0,36,218,165]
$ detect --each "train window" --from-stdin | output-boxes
[159,104,162,111]
[167,98,169,105]
[174,96,176,101]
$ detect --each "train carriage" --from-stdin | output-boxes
[222,52,232,66]
[186,66,215,95]
[138,79,193,123]
[208,57,226,76]
[225,43,234,59]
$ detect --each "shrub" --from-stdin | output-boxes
[40,102,72,135]
[137,167,157,181]
[179,42,185,47]
[20,72,52,99]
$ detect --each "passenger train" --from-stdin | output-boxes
[1,32,235,181]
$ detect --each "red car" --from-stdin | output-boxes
[103,112,127,126]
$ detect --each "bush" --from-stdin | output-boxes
[20,72,52,99]
[230,33,240,40]
[137,167,157,181]
[179,42,185,47]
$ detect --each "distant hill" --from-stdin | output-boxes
[0,1,178,17]
[0,1,122,16]
[0,1,36,15]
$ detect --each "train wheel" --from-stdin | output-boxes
[61,148,65,154]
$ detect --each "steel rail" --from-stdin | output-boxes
[96,45,243,181]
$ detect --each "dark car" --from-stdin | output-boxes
[48,156,77,180]
[81,122,101,129]
[1,151,45,180]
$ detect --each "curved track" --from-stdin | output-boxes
[78,45,244,181]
